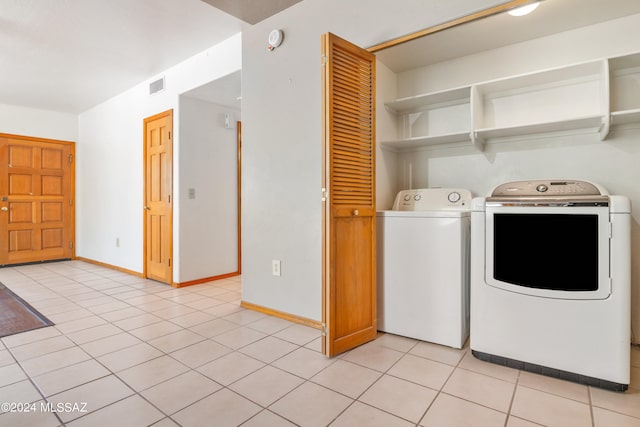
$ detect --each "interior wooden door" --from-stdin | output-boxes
[0,134,74,265]
[144,110,173,284]
[322,33,377,356]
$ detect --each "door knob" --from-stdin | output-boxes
[1,207,7,212]
[144,206,150,211]
[353,209,359,216]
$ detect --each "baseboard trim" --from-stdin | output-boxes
[75,258,242,288]
[75,257,143,278]
[173,271,240,288]
[241,301,322,330]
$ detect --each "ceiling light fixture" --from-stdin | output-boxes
[508,2,540,17]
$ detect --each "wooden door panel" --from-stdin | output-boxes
[149,215,163,261]
[9,230,31,251]
[42,202,63,222]
[41,228,63,249]
[322,33,377,357]
[8,145,33,167]
[9,174,33,194]
[41,175,63,195]
[9,202,32,223]
[41,148,63,169]
[333,216,374,336]
[149,152,168,203]
[0,134,74,265]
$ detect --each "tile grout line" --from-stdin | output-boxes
[330,337,435,426]
[415,344,470,426]
[588,385,596,427]
[502,367,522,427]
[135,318,320,426]
[0,330,62,424]
[4,261,640,426]
[2,262,244,426]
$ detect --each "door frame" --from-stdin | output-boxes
[237,120,242,275]
[0,133,76,265]
[142,109,173,284]
[366,0,534,53]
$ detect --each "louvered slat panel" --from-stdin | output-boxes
[333,114,372,128]
[334,175,372,182]
[334,136,371,148]
[333,128,371,141]
[330,38,373,208]
[335,154,371,163]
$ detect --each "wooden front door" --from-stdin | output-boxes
[144,110,173,284]
[322,33,377,356]
[0,134,74,266]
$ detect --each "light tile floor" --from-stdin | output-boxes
[0,260,639,427]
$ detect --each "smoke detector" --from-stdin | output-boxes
[268,29,284,51]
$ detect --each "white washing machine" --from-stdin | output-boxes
[471,180,631,391]
[377,188,472,349]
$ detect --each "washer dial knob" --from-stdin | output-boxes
[536,184,549,193]
[448,191,461,203]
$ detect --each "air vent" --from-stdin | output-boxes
[149,77,165,95]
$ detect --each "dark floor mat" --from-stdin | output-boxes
[0,282,54,338]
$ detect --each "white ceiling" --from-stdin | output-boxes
[5,0,640,115]
[0,0,252,114]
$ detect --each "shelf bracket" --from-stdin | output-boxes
[384,105,398,114]
[600,115,610,141]
[470,131,485,151]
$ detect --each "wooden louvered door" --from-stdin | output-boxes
[0,134,75,265]
[322,33,377,357]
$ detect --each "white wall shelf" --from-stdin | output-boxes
[382,132,472,149]
[611,109,640,126]
[475,115,605,140]
[382,86,472,150]
[385,86,471,113]
[379,55,640,151]
[610,52,640,129]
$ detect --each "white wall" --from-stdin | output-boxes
[241,0,506,321]
[0,103,78,142]
[77,33,241,280]
[396,13,640,98]
[390,13,640,343]
[179,96,239,281]
[376,60,401,210]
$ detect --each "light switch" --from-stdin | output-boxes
[188,188,195,199]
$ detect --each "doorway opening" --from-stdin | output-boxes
[177,70,242,285]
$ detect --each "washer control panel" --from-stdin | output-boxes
[448,191,461,203]
[392,188,473,211]
[490,180,606,197]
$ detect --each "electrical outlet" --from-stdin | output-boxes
[116,238,120,247]
[272,259,281,276]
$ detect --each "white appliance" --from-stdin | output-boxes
[377,188,472,348]
[471,180,631,391]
